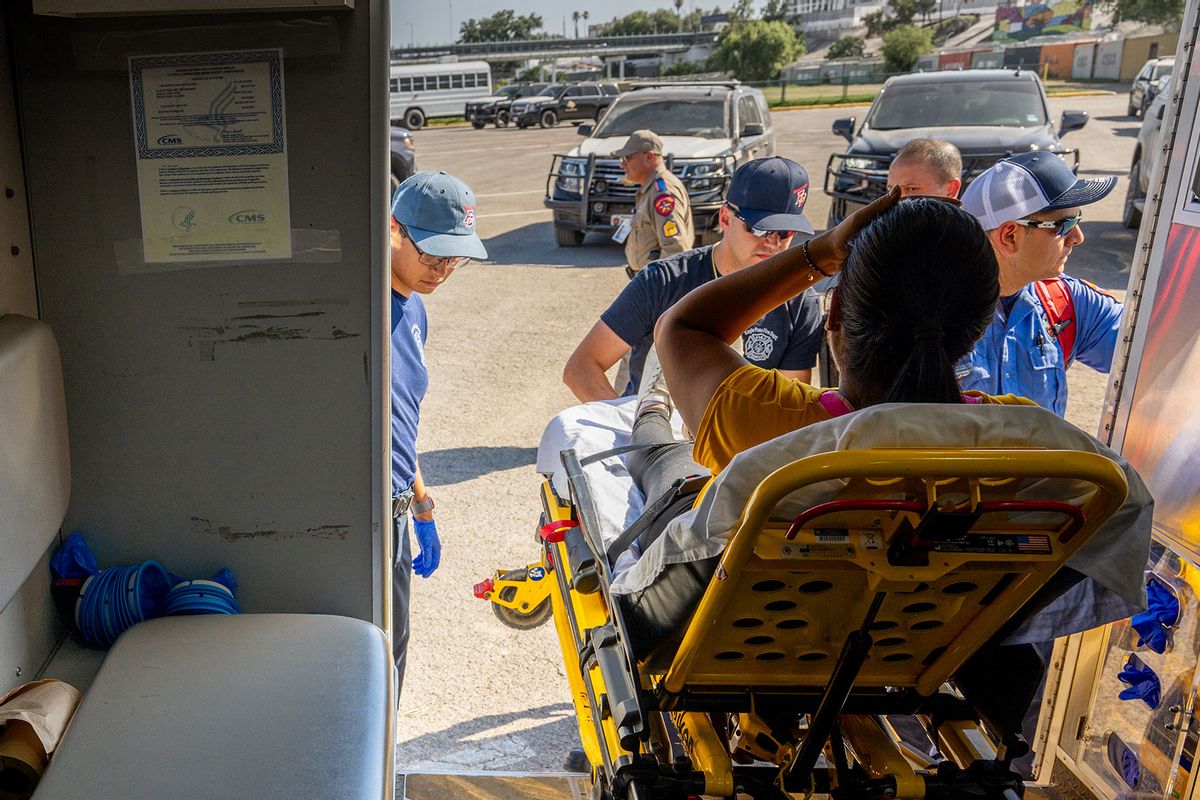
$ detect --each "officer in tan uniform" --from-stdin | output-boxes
[612,130,694,278]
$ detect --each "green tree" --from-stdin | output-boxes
[762,0,796,21]
[458,10,545,42]
[863,10,892,36]
[711,19,805,80]
[730,0,758,25]
[914,0,939,21]
[888,0,918,24]
[662,58,710,75]
[608,9,686,34]
[881,24,934,72]
[1098,0,1184,24]
[827,35,866,59]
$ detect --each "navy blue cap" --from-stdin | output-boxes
[1008,151,1116,211]
[725,157,815,234]
[391,171,487,260]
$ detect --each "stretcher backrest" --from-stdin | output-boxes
[0,314,69,612]
[660,448,1128,698]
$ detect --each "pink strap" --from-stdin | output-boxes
[819,390,983,416]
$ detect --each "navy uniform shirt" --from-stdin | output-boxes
[601,245,824,394]
[391,290,428,494]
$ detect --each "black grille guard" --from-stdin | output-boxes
[823,148,1082,206]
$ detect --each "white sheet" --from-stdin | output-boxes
[536,397,686,573]
[602,403,1153,644]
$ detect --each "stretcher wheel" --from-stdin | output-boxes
[492,569,552,630]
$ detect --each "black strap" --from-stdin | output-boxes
[604,474,708,566]
[577,442,659,467]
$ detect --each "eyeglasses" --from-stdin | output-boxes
[1012,211,1083,238]
[728,205,796,240]
[399,223,471,269]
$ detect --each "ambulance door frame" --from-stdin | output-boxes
[1034,3,1200,797]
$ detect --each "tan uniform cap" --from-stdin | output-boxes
[613,130,664,157]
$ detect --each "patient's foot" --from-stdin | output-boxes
[636,346,671,417]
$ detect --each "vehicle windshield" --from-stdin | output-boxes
[867,80,1046,130]
[499,85,525,98]
[593,97,729,138]
[537,84,565,97]
[1153,61,1175,80]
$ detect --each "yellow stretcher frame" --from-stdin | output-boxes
[525,446,1129,799]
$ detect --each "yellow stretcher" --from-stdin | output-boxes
[480,446,1129,800]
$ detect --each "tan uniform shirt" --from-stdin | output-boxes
[624,165,694,273]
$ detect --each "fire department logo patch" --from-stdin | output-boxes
[653,194,676,217]
[662,220,679,237]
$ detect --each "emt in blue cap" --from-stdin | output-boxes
[389,171,486,688]
[959,151,1124,416]
[564,156,824,402]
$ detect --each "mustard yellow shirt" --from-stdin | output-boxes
[692,365,1036,475]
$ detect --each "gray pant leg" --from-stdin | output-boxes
[626,408,706,502]
[392,514,413,694]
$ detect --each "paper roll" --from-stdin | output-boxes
[0,719,45,797]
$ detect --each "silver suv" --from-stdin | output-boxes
[543,82,775,246]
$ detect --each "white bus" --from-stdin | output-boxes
[389,60,493,130]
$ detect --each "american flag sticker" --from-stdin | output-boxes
[1016,534,1052,554]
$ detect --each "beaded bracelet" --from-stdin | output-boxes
[801,239,834,278]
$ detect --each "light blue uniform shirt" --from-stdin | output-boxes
[956,275,1123,416]
[391,290,428,494]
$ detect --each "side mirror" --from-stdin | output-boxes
[742,122,765,137]
[832,116,856,144]
[577,124,593,137]
[1156,103,1166,121]
[1058,109,1088,137]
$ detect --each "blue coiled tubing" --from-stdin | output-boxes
[75,561,173,647]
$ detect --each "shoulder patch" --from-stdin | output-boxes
[662,220,679,237]
[655,177,667,192]
[653,193,676,217]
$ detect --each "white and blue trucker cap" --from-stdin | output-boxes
[391,171,487,260]
[962,152,1116,231]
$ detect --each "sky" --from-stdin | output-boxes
[390,0,721,47]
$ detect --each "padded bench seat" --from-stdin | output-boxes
[33,614,392,800]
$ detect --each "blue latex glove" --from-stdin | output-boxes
[412,518,441,578]
[50,532,99,579]
[1131,580,1181,653]
[1132,609,1168,653]
[1117,662,1161,708]
[1147,579,1181,627]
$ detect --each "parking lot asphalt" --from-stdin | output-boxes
[395,93,1141,777]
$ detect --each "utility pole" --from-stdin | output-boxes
[447,0,453,41]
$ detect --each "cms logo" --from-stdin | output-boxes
[228,210,266,224]
[156,135,183,145]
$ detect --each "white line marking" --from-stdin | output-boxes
[477,209,552,219]
[475,190,545,198]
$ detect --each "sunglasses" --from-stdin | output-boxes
[398,222,472,269]
[728,205,796,240]
[1012,211,1083,238]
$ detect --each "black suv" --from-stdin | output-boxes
[510,82,621,129]
[465,83,547,129]
[824,69,1089,224]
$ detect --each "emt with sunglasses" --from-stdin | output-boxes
[389,171,486,690]
[564,156,823,401]
[959,152,1124,416]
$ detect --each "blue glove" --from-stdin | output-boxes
[50,532,99,579]
[1131,580,1180,653]
[412,518,441,578]
[1117,661,1161,709]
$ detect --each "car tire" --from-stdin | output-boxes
[516,121,528,129]
[470,120,485,129]
[554,226,585,247]
[1123,156,1143,230]
[391,155,413,195]
[540,109,558,128]
[495,110,510,128]
[1128,99,1139,117]
[404,108,425,130]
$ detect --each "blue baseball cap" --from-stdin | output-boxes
[725,157,815,235]
[962,151,1116,231]
[391,171,487,260]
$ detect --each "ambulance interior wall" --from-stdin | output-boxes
[0,13,62,699]
[7,2,387,624]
